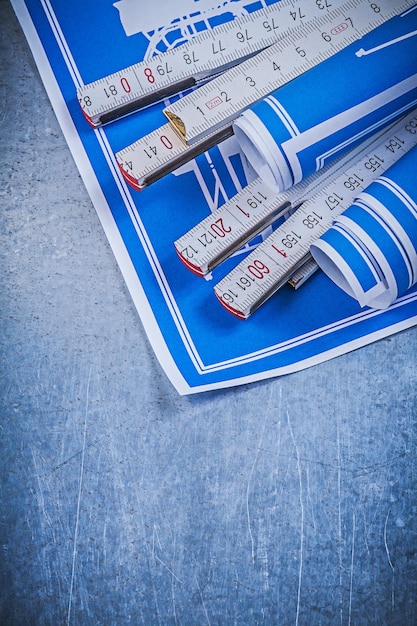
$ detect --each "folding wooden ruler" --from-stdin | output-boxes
[112,0,414,190]
[78,0,416,317]
[78,0,345,127]
[211,111,417,318]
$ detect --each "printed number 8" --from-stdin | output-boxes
[144,68,155,84]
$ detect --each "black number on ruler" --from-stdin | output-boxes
[156,63,173,76]
[290,7,306,20]
[104,85,118,98]
[236,29,252,43]
[262,18,279,32]
[183,51,199,65]
[316,0,332,9]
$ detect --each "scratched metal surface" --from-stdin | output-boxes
[1,1,417,624]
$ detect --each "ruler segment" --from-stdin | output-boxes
[174,179,290,277]
[117,0,415,191]
[77,0,326,127]
[173,138,384,277]
[164,0,415,145]
[214,110,417,319]
[116,123,233,190]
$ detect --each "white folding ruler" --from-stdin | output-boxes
[115,0,414,190]
[213,110,417,319]
[173,143,380,277]
[77,0,326,127]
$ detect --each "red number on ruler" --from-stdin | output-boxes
[247,259,270,279]
[120,77,131,93]
[144,68,155,84]
[160,135,173,150]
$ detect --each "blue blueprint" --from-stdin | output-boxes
[13,0,417,393]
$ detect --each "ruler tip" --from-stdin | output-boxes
[214,290,248,320]
[174,246,205,277]
[117,162,143,191]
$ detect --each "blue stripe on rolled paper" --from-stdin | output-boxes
[234,8,417,192]
[359,192,417,285]
[311,224,384,303]
[339,203,412,297]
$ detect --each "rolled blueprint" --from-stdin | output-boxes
[310,145,417,309]
[233,6,417,192]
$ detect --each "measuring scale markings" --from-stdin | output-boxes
[116,0,414,191]
[174,179,290,276]
[213,110,417,319]
[164,0,415,145]
[77,0,328,127]
[173,141,383,277]
[116,123,234,190]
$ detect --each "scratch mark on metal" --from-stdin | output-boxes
[102,521,107,569]
[384,507,395,610]
[336,417,343,626]
[172,575,178,626]
[67,364,92,626]
[31,451,57,543]
[152,527,183,584]
[147,525,162,625]
[348,512,356,626]
[152,524,163,553]
[246,387,272,564]
[287,410,304,626]
[196,576,212,626]
[384,508,395,571]
[52,416,133,472]
[352,451,409,478]
[305,466,316,534]
[154,554,183,584]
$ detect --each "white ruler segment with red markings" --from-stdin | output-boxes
[114,0,414,190]
[77,0,346,127]
[78,2,417,313]
[173,138,387,277]
[212,111,417,319]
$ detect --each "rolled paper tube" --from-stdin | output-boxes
[311,144,417,309]
[337,205,412,305]
[311,224,388,307]
[233,7,417,192]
